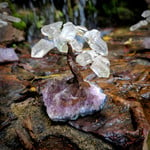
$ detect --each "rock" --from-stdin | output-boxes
[10,98,114,150]
[0,48,19,63]
[0,13,21,23]
[0,23,25,44]
[0,2,8,9]
[69,96,149,149]
[143,37,150,49]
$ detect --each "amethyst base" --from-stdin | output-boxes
[41,78,107,121]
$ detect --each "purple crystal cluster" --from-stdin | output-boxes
[41,78,106,121]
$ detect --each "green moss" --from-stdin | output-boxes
[12,20,26,30]
[13,11,34,25]
[36,16,45,29]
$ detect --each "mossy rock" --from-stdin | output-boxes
[12,20,26,30]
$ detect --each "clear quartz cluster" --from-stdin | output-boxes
[130,10,150,31]
[31,21,110,78]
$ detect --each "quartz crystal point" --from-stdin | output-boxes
[41,79,107,121]
[130,20,148,31]
[69,35,85,52]
[130,10,150,31]
[141,10,150,18]
[53,22,77,53]
[60,22,77,41]
[69,38,83,52]
[146,16,150,23]
[41,21,63,38]
[31,39,54,58]
[53,22,84,53]
[75,25,88,36]
[76,51,92,66]
[90,55,110,78]
[76,50,99,66]
[84,29,108,56]
[53,37,68,53]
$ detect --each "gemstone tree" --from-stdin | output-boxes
[31,21,110,121]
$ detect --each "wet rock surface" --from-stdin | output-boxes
[0,25,150,149]
[0,48,19,63]
[0,23,25,44]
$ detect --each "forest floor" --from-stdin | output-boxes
[0,23,150,150]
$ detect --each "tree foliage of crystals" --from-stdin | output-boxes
[31,21,110,78]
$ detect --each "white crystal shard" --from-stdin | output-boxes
[60,22,77,41]
[130,20,148,31]
[141,10,150,18]
[139,20,148,26]
[90,55,110,78]
[75,25,88,36]
[53,37,68,53]
[84,29,108,56]
[86,50,99,60]
[76,50,99,66]
[70,39,83,52]
[31,39,54,58]
[41,21,63,38]
[97,55,110,66]
[76,51,92,66]
[70,36,85,52]
[146,16,150,23]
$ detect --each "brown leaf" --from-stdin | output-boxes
[15,129,35,150]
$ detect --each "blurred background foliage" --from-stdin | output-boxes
[0,0,149,41]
